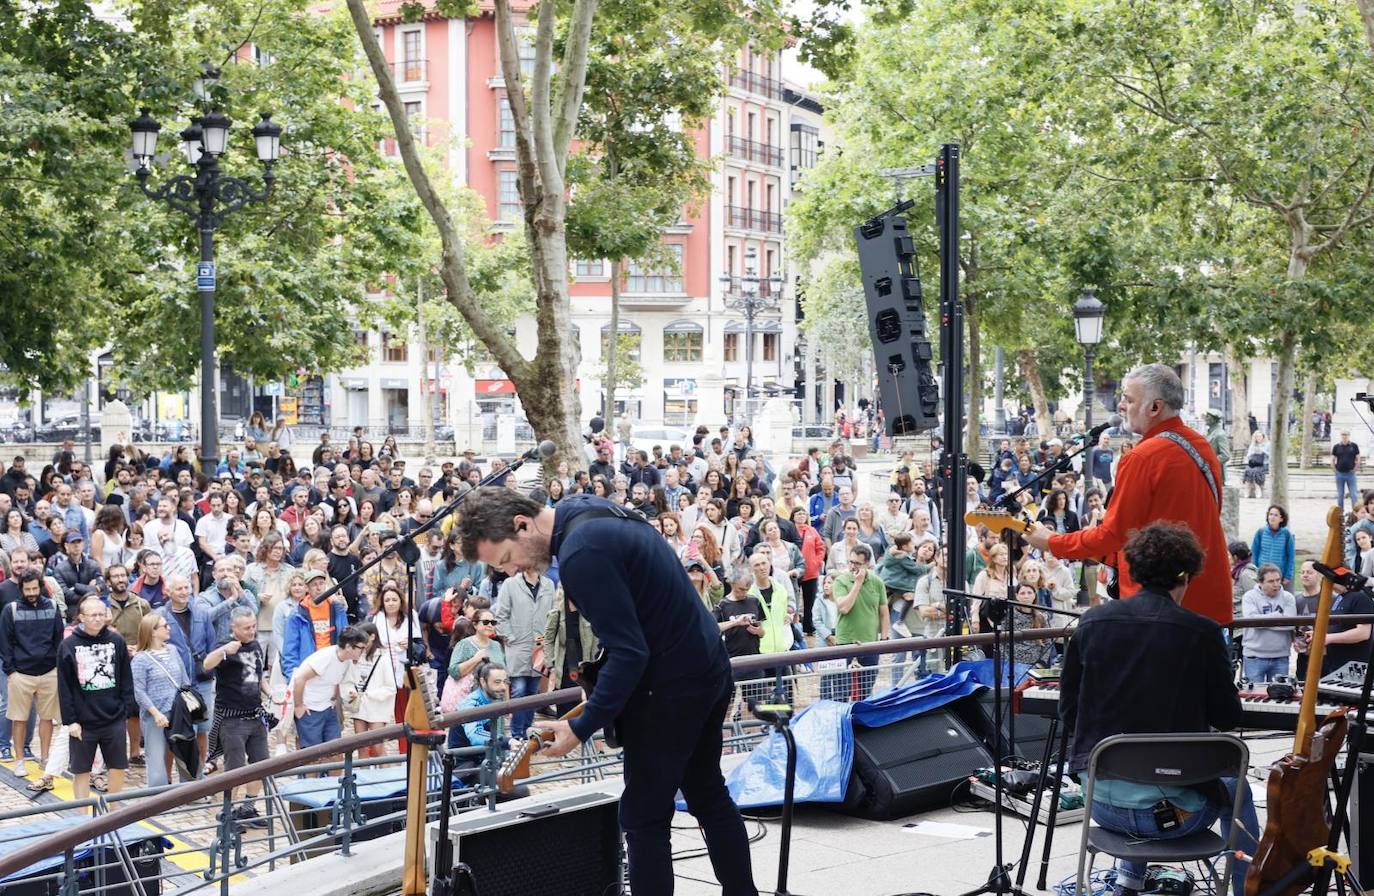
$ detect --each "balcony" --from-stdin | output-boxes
[392,59,427,84]
[726,135,784,167]
[725,205,784,234]
[730,69,784,100]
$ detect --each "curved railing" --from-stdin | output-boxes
[1,615,1363,880]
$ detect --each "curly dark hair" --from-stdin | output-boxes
[455,486,544,561]
[1124,523,1205,593]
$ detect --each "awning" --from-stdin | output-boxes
[476,378,517,395]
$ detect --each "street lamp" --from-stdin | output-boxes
[718,247,782,422]
[1074,286,1106,492]
[128,66,282,470]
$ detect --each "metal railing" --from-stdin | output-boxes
[725,205,784,233]
[726,135,784,167]
[730,70,784,100]
[1,615,1355,891]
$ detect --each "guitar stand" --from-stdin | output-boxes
[1013,713,1074,891]
[750,701,799,896]
[431,748,458,896]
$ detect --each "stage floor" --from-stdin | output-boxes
[671,734,1293,896]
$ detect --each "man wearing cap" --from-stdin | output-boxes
[51,531,103,622]
[282,569,348,683]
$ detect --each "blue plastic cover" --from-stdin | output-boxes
[712,661,1002,810]
[278,766,414,808]
[0,817,172,882]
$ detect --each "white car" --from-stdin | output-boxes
[627,426,694,459]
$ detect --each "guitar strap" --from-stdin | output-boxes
[1154,430,1221,508]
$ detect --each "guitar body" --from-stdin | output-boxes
[1246,506,1347,896]
[401,666,442,896]
[1245,711,1348,896]
[576,649,620,748]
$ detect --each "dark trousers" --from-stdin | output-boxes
[618,669,757,896]
[799,577,819,635]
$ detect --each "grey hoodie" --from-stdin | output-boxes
[1239,586,1295,658]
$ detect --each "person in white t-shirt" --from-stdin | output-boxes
[291,627,368,751]
[142,497,193,558]
[194,492,230,561]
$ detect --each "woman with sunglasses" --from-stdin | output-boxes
[443,609,506,746]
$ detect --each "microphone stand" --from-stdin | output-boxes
[955,434,1097,896]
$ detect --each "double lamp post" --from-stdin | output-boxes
[718,247,783,422]
[128,65,282,470]
[1074,286,1106,492]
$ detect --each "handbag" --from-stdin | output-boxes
[342,655,382,714]
[149,653,208,723]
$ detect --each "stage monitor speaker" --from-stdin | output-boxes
[429,783,622,896]
[1351,752,1374,890]
[952,691,1065,764]
[853,210,940,435]
[838,708,993,820]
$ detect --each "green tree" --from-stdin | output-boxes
[0,0,420,396]
[595,331,644,397]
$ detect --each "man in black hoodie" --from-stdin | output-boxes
[57,596,135,799]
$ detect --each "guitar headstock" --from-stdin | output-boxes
[404,666,442,730]
[496,729,553,793]
[964,509,1033,536]
[1322,505,1346,568]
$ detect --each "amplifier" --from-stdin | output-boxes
[427,780,623,896]
[838,708,993,820]
[1351,752,1374,890]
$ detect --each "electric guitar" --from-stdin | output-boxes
[1246,506,1349,896]
[495,649,616,793]
[964,508,1034,538]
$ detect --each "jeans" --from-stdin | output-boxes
[618,669,756,896]
[141,714,174,788]
[1243,656,1289,684]
[296,708,341,748]
[1090,777,1258,896]
[1336,470,1359,511]
[507,675,543,739]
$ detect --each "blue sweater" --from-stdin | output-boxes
[550,496,729,743]
[1251,525,1296,583]
[157,604,216,682]
[131,648,189,716]
[281,599,349,684]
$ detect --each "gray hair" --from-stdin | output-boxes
[229,606,256,624]
[1124,364,1184,411]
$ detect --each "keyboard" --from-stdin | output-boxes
[1019,684,1348,734]
[1318,662,1370,705]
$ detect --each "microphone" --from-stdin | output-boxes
[1071,415,1121,445]
[521,440,558,462]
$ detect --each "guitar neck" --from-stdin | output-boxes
[1295,506,1347,753]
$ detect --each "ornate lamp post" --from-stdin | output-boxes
[1074,286,1106,491]
[718,247,782,422]
[128,66,282,469]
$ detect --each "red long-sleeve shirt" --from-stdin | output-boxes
[1049,416,1232,624]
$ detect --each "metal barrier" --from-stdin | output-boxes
[0,616,1361,892]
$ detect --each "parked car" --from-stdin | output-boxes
[628,426,694,458]
[34,416,100,444]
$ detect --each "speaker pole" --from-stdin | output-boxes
[936,144,968,668]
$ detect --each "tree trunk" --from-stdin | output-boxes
[1227,347,1250,455]
[965,292,982,460]
[1359,0,1374,55]
[1269,245,1311,508]
[417,277,437,462]
[605,259,621,423]
[1298,368,1316,470]
[1016,349,1050,437]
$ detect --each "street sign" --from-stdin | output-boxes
[196,262,216,290]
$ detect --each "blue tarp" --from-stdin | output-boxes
[713,660,1020,810]
[0,817,172,883]
[278,766,413,809]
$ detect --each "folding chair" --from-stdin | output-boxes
[1075,733,1250,896]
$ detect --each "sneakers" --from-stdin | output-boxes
[12,759,27,778]
[231,803,267,829]
[22,747,35,760]
[0,747,12,761]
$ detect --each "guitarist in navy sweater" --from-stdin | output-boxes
[458,489,757,896]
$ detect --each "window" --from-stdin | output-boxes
[726,245,736,276]
[662,380,699,427]
[574,259,606,278]
[517,27,537,79]
[403,101,424,143]
[498,170,521,223]
[766,184,775,216]
[791,123,819,172]
[600,321,642,363]
[353,330,369,348]
[663,321,703,363]
[727,176,736,207]
[383,332,408,363]
[762,332,779,362]
[402,29,423,81]
[746,180,755,210]
[498,97,516,148]
[724,333,740,362]
[747,111,756,140]
[253,45,276,66]
[625,245,684,294]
